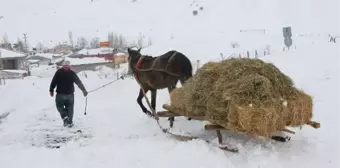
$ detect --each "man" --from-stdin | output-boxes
[49,61,88,128]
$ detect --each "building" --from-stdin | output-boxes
[113,52,128,64]
[69,47,116,60]
[69,47,129,63]
[26,53,64,65]
[50,44,73,54]
[0,48,27,70]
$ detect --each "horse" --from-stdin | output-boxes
[127,47,193,127]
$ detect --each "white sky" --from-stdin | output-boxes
[0,0,338,48]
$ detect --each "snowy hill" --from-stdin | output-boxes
[0,0,338,47]
[0,37,339,168]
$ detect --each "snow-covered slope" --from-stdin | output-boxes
[0,0,338,47]
[0,0,339,167]
[0,37,339,168]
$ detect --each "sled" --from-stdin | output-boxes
[156,104,320,153]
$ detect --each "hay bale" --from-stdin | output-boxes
[169,58,314,138]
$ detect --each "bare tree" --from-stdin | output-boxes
[36,42,44,51]
[90,37,100,48]
[1,34,12,50]
[136,34,144,49]
[76,37,88,50]
[147,37,152,47]
[13,38,25,52]
[118,34,128,48]
[108,32,128,49]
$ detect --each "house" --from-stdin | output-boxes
[26,53,64,65]
[70,47,129,64]
[113,52,128,64]
[0,48,27,70]
[48,44,73,54]
[70,47,116,60]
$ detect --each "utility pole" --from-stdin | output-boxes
[0,16,3,70]
[23,33,28,53]
[0,17,3,85]
[0,47,2,69]
[68,31,74,52]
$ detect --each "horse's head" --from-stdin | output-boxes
[127,47,142,72]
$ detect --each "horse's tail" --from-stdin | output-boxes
[172,51,193,83]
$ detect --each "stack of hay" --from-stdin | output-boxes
[170,58,315,138]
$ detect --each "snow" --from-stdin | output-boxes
[0,0,339,167]
[1,69,28,74]
[0,48,26,58]
[76,47,115,56]
[27,59,40,63]
[0,0,338,46]
[0,37,339,168]
[28,53,64,59]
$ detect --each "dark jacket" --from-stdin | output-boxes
[49,68,87,94]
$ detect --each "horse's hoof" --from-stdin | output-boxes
[169,122,174,128]
[145,111,156,118]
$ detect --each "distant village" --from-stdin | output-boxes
[0,33,154,79]
[0,44,130,79]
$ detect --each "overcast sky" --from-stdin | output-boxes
[0,0,338,48]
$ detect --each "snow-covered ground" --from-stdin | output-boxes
[0,37,338,168]
[0,0,339,167]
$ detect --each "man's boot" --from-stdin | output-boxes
[63,116,69,127]
[68,120,74,128]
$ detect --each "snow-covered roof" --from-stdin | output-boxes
[1,69,28,74]
[65,57,111,65]
[77,47,115,55]
[0,48,26,58]
[27,59,40,63]
[114,52,127,56]
[32,53,64,59]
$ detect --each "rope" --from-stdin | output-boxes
[88,76,124,93]
[83,75,125,115]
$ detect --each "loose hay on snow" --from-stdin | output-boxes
[170,58,315,138]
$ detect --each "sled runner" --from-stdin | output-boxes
[155,104,320,153]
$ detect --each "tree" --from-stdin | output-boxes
[108,32,128,49]
[137,35,144,49]
[76,37,88,50]
[1,34,12,50]
[13,38,25,52]
[36,42,44,51]
[90,37,100,48]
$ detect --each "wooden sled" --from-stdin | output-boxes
[157,104,321,152]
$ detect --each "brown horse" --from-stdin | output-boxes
[127,48,193,127]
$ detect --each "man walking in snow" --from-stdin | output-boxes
[49,61,88,128]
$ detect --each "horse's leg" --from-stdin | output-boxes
[167,84,176,128]
[150,89,157,117]
[137,88,152,116]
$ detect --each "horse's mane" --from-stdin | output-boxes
[141,55,154,60]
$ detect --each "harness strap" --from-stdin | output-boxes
[136,52,180,77]
[134,57,144,80]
